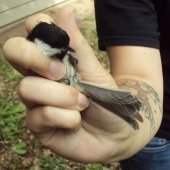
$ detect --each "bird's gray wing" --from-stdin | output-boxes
[79,81,143,130]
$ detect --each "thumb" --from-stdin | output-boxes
[56,6,116,86]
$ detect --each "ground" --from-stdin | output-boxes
[0,0,121,169]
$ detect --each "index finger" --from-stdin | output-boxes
[3,13,66,80]
[3,37,65,80]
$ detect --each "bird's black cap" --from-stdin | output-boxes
[27,22,70,48]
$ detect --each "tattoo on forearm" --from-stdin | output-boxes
[118,79,162,131]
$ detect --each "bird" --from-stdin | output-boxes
[27,22,143,130]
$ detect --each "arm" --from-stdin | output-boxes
[94,0,163,155]
[107,45,163,156]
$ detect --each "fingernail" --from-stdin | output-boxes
[50,60,65,80]
[78,93,89,110]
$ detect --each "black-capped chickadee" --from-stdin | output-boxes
[27,22,143,129]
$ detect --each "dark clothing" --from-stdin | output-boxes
[120,137,170,170]
[95,0,170,140]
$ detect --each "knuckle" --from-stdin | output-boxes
[69,111,81,128]
[25,109,35,132]
[42,106,53,125]
[18,77,31,97]
[25,107,45,134]
[21,41,42,68]
[25,111,32,130]
[40,136,52,147]
[30,48,43,67]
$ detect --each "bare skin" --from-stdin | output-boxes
[3,6,163,163]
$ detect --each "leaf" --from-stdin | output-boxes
[7,104,25,115]
[14,142,27,155]
[86,164,103,170]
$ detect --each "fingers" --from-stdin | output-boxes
[25,7,95,68]
[18,76,89,111]
[55,6,115,85]
[26,106,81,133]
[24,7,111,83]
[3,6,115,86]
[3,37,65,80]
[3,13,65,80]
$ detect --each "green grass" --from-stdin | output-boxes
[38,155,103,170]
[86,164,104,170]
[0,98,25,142]
[0,56,22,81]
[13,142,28,155]
[39,155,69,170]
[0,56,25,143]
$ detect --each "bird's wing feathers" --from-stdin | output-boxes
[79,81,143,130]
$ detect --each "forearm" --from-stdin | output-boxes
[107,46,163,160]
[116,77,162,158]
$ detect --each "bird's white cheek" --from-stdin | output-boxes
[34,38,62,57]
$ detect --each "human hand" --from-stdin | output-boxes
[3,6,141,163]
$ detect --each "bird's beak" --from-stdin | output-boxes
[67,46,75,52]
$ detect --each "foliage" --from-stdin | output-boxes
[0,98,25,142]
[0,56,21,81]
[86,164,104,170]
[13,142,27,155]
[39,155,69,170]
